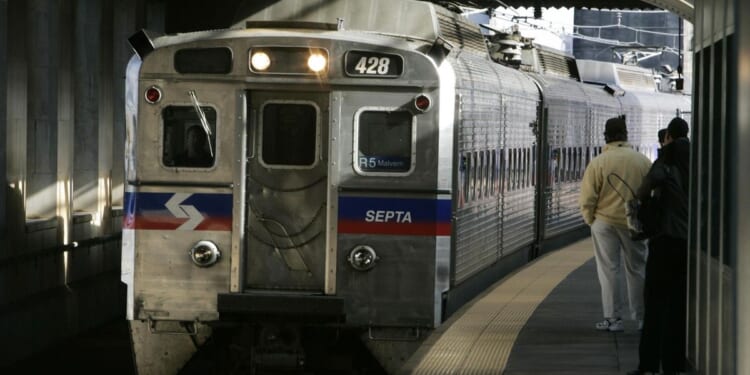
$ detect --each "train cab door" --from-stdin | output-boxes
[243,91,329,293]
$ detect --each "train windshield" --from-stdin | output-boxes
[162,106,217,168]
[356,110,414,173]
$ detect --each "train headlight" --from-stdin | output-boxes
[307,53,327,73]
[250,51,271,71]
[347,245,378,271]
[189,240,221,267]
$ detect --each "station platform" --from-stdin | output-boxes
[401,238,641,375]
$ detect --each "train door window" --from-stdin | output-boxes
[261,102,318,168]
[162,106,217,168]
[354,109,415,175]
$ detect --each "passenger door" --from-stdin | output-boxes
[244,91,329,292]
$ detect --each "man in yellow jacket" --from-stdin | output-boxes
[580,117,652,332]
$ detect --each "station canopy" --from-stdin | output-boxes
[434,0,655,9]
[428,0,694,22]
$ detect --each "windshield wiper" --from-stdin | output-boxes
[188,90,214,158]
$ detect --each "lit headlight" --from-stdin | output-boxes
[307,53,327,73]
[250,51,271,71]
[189,240,221,267]
[347,245,378,271]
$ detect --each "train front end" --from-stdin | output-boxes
[121,1,453,373]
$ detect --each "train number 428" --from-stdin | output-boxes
[354,56,391,75]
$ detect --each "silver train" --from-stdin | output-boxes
[120,0,691,373]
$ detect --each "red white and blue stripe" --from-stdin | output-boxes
[338,196,451,236]
[124,192,232,231]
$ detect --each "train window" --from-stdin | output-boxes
[525,148,530,188]
[531,145,537,187]
[498,149,505,193]
[472,152,478,200]
[490,151,497,195]
[482,151,492,198]
[162,106,216,168]
[355,109,415,174]
[463,153,470,204]
[479,151,487,198]
[261,103,318,167]
[509,149,516,191]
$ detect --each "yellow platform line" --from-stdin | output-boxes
[402,238,593,375]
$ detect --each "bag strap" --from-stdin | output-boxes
[606,172,638,203]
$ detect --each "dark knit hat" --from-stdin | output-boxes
[658,128,668,143]
[667,117,689,138]
[604,117,627,137]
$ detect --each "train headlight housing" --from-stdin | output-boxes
[250,51,271,71]
[144,86,162,104]
[189,240,221,267]
[347,245,378,271]
[414,94,431,112]
[307,53,327,73]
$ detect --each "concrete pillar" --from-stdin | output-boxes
[736,0,750,373]
[57,0,74,245]
[0,0,7,241]
[73,0,101,216]
[5,0,28,249]
[98,0,114,235]
[25,0,59,220]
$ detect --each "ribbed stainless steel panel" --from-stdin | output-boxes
[501,94,538,254]
[450,51,539,285]
[535,76,621,238]
[619,91,692,149]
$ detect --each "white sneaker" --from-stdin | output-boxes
[595,318,624,332]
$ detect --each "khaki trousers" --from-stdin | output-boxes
[590,220,648,320]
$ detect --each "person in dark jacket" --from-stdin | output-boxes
[629,117,690,375]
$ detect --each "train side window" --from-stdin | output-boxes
[355,109,414,174]
[471,152,477,201]
[480,151,487,198]
[261,102,318,167]
[490,151,497,195]
[162,106,217,168]
[463,152,471,203]
[510,148,517,191]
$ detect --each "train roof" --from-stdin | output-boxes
[577,59,659,92]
